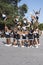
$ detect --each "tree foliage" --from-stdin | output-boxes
[19,4,28,17]
[0,0,28,26]
[38,23,43,30]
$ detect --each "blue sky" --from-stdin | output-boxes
[18,0,43,23]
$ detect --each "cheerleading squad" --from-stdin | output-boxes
[4,25,40,48]
[0,9,41,48]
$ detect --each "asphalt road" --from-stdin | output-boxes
[0,35,43,65]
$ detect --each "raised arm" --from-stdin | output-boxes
[33,9,35,14]
[39,8,41,14]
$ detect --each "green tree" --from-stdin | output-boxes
[38,23,43,30]
[33,21,39,29]
[0,0,28,27]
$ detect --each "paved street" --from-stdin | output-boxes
[0,35,43,65]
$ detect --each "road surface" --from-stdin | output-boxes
[0,35,43,65]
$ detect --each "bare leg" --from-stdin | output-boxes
[6,38,11,44]
[13,39,17,45]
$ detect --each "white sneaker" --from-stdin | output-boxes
[38,44,40,45]
[28,46,30,48]
[5,44,12,47]
[32,46,34,48]
[35,45,38,48]
[13,45,15,47]
[13,45,18,47]
[21,46,25,48]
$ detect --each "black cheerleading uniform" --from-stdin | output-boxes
[28,30,34,40]
[28,33,34,40]
[13,32,17,39]
[5,32,11,38]
[35,14,39,21]
[22,34,26,40]
[13,32,20,39]
[15,18,19,26]
[33,31,37,39]
[36,33,39,39]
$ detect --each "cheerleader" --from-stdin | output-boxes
[28,29,34,47]
[33,28,38,48]
[5,25,12,46]
[21,31,27,47]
